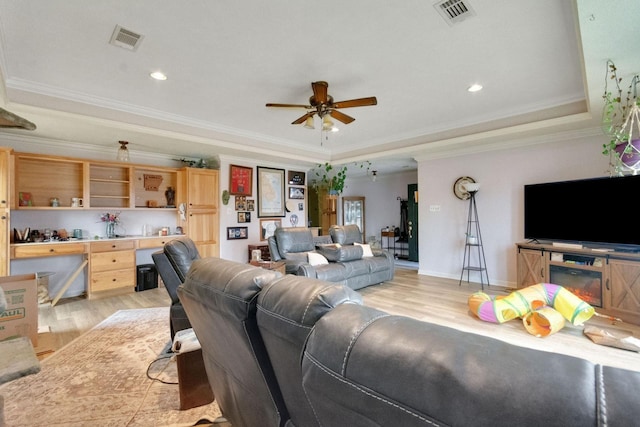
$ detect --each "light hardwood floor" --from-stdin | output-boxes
[37,268,640,371]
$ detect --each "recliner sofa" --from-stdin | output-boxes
[267,224,394,290]
[178,257,640,427]
[152,237,201,339]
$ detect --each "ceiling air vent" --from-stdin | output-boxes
[433,0,476,26]
[109,25,144,51]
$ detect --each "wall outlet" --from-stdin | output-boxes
[429,205,441,212]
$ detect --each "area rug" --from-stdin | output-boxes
[0,307,222,426]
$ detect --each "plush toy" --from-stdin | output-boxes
[468,283,595,337]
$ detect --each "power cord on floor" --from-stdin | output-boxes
[145,354,178,385]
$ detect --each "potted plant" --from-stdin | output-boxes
[601,60,640,174]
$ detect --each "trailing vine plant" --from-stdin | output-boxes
[312,161,372,195]
[601,60,640,175]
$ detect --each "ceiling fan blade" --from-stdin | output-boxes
[266,103,312,108]
[332,97,378,109]
[329,109,355,124]
[311,81,329,104]
[291,112,315,125]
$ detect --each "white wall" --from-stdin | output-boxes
[217,158,310,263]
[417,133,611,287]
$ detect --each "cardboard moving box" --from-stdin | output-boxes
[0,274,38,346]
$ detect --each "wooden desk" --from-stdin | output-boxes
[10,235,180,300]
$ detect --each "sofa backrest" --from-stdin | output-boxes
[301,303,640,427]
[178,257,289,427]
[164,237,201,282]
[272,227,315,260]
[257,275,362,427]
[329,224,363,245]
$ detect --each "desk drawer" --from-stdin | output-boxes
[91,240,135,252]
[90,250,135,272]
[137,236,178,249]
[90,269,135,292]
[13,242,87,258]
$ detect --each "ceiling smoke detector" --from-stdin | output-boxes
[434,0,476,26]
[109,25,144,51]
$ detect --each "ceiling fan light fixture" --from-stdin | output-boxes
[322,114,335,131]
[304,116,315,129]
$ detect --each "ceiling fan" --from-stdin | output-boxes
[266,81,377,130]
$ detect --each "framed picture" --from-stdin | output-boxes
[229,164,253,196]
[227,226,248,240]
[289,186,305,199]
[288,170,306,185]
[238,211,251,223]
[298,202,304,211]
[247,199,255,211]
[257,166,285,217]
[260,219,281,241]
[235,196,247,211]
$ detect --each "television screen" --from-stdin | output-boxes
[524,174,640,248]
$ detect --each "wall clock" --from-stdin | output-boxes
[453,176,476,200]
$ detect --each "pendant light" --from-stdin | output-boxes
[117,140,130,162]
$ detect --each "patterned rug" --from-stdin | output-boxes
[0,307,222,426]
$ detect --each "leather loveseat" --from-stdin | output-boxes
[178,257,640,427]
[267,224,394,290]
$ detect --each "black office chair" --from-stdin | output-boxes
[152,237,201,339]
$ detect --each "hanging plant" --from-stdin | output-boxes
[601,60,640,175]
[312,161,371,196]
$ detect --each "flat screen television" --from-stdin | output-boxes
[524,174,640,249]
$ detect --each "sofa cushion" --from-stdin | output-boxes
[308,251,329,266]
[354,242,374,257]
[317,243,363,262]
[274,228,315,258]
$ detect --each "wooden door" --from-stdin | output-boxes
[607,259,640,323]
[407,184,419,262]
[0,148,10,275]
[187,168,218,208]
[342,196,365,241]
[517,248,545,288]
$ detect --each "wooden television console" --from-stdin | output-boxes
[517,241,640,325]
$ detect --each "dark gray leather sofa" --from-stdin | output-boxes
[152,237,200,339]
[179,257,640,427]
[267,224,394,290]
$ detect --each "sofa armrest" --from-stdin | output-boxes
[296,263,317,278]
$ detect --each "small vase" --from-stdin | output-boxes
[106,222,116,238]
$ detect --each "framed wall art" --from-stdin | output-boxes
[238,211,251,223]
[257,166,285,217]
[235,196,247,211]
[227,226,248,240]
[288,170,305,185]
[289,186,305,199]
[247,199,255,211]
[229,164,253,196]
[260,218,281,241]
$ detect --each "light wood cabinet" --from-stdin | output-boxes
[0,147,11,275]
[606,258,640,324]
[178,168,219,257]
[12,152,179,211]
[14,153,85,208]
[136,235,179,249]
[13,242,87,258]
[88,163,132,208]
[89,240,135,298]
[516,248,545,288]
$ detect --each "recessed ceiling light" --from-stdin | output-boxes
[467,84,483,92]
[150,71,167,81]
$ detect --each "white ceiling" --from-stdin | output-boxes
[0,0,638,175]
